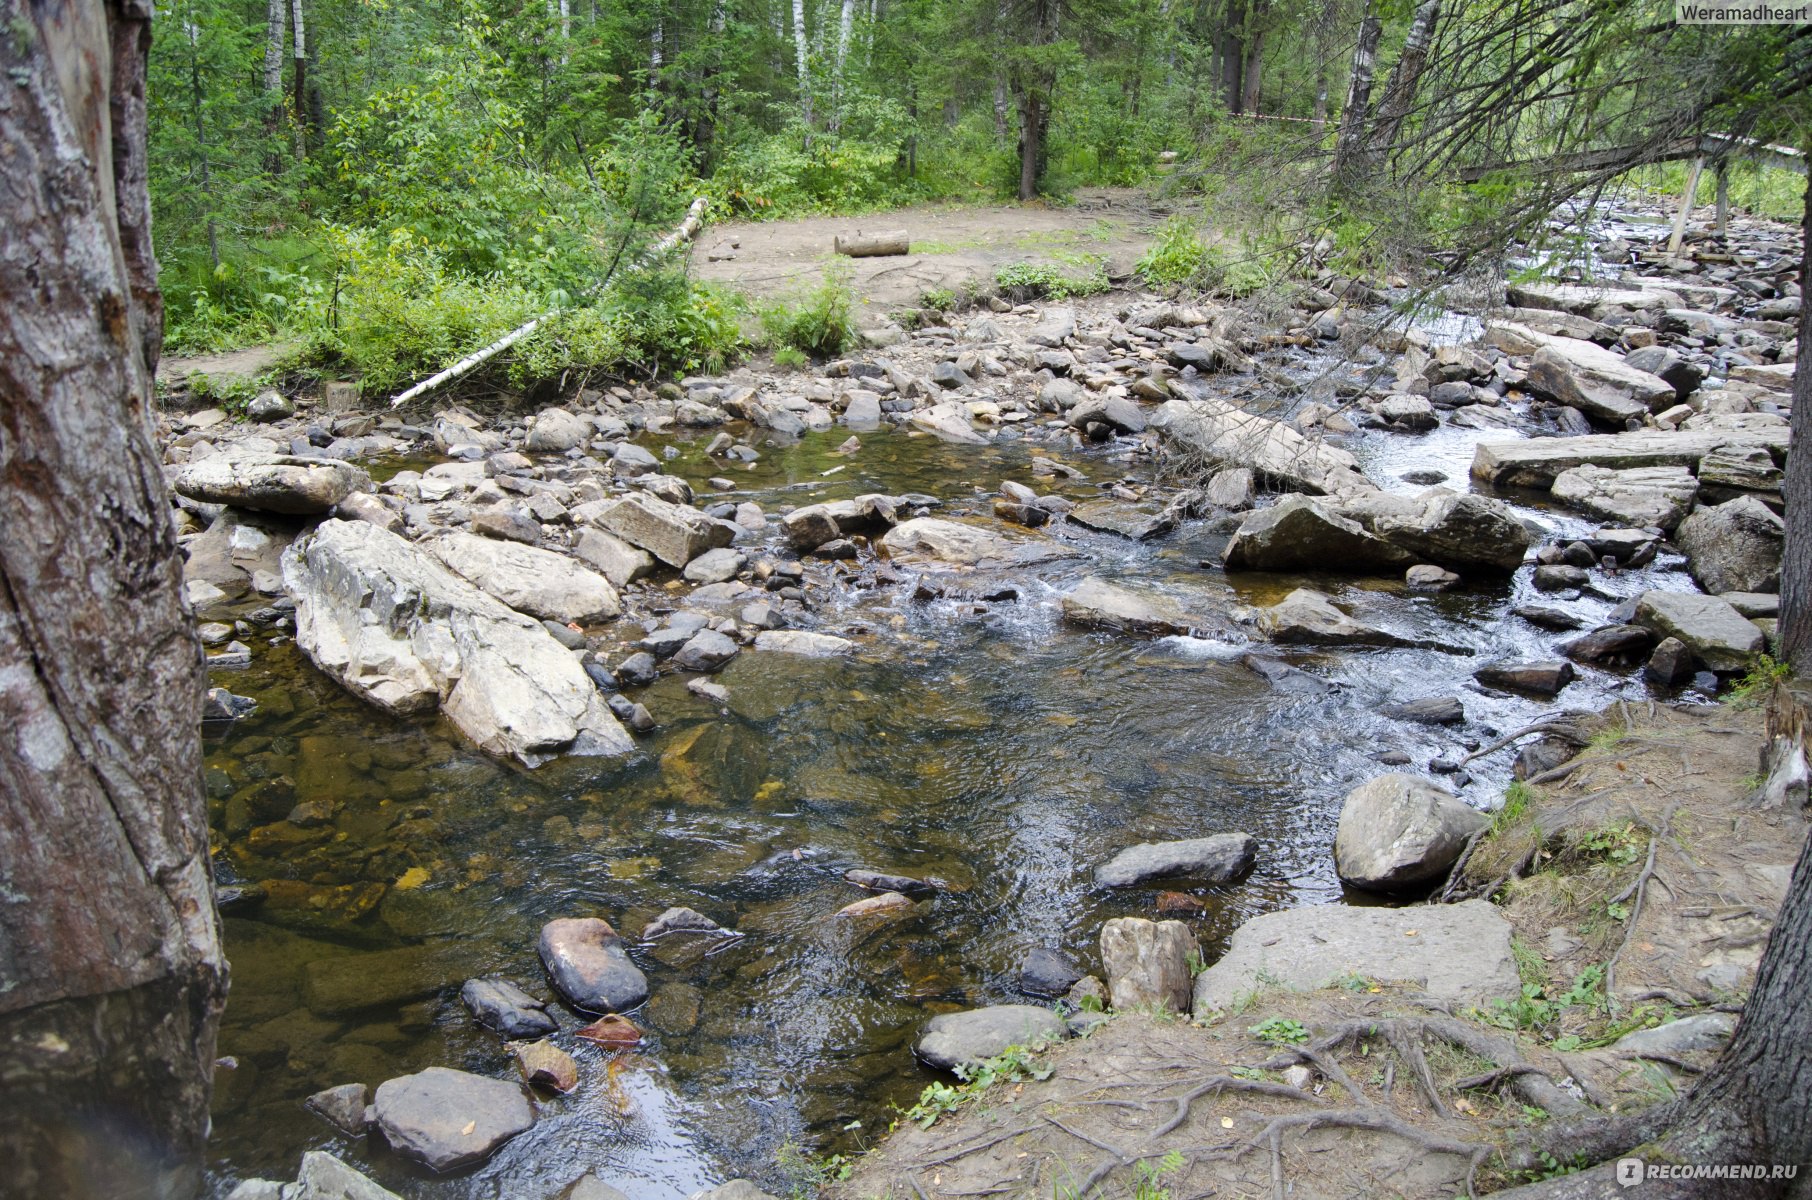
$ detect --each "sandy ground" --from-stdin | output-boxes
[688,187,1179,309]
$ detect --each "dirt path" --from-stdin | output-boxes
[689,187,1180,310]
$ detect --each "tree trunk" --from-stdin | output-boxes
[1019,87,1043,200]
[289,0,308,161]
[1313,60,1329,133]
[830,0,855,135]
[1366,0,1440,160]
[1331,5,1381,186]
[792,0,813,145]
[1220,0,1246,115]
[263,0,285,101]
[1240,25,1264,114]
[0,4,227,1199]
[183,13,221,270]
[1778,169,1812,673]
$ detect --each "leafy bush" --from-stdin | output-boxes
[760,267,858,358]
[995,259,1110,302]
[1136,216,1213,288]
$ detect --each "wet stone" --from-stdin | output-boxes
[1094,833,1257,888]
[1019,947,1084,998]
[304,1082,371,1136]
[538,917,650,1014]
[915,1005,1068,1071]
[1474,660,1577,696]
[371,1066,534,1171]
[461,977,557,1040]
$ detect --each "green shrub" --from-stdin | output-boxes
[995,259,1110,302]
[760,267,858,358]
[1136,216,1212,288]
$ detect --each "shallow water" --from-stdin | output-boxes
[202,416,1706,1199]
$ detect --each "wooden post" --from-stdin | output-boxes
[1669,155,1705,256]
[1715,161,1731,239]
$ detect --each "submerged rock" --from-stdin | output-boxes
[1334,774,1487,893]
[282,520,633,766]
[371,1067,534,1171]
[915,1005,1068,1071]
[461,977,558,1039]
[304,1083,371,1136]
[1094,833,1257,888]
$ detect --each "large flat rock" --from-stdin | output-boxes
[1191,900,1519,1013]
[1633,591,1763,673]
[423,530,620,624]
[1060,578,1219,637]
[1550,465,1698,530]
[372,1067,534,1171]
[174,452,371,515]
[1472,429,1786,489]
[879,517,1083,569]
[282,520,632,766]
[914,1005,1068,1070]
[1153,393,1374,496]
[593,493,732,567]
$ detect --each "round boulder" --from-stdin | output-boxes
[1334,773,1488,893]
[538,917,650,1013]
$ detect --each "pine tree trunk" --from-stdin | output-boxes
[1240,26,1264,114]
[1778,167,1812,673]
[0,4,227,1198]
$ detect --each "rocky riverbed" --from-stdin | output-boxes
[172,195,1798,1200]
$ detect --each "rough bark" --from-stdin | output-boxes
[792,0,813,143]
[833,229,910,256]
[263,0,286,95]
[1779,168,1812,673]
[1366,0,1439,160]
[1240,25,1264,114]
[1331,6,1381,185]
[0,2,227,1198]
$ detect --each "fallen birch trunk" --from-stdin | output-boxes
[390,196,710,408]
[833,229,910,257]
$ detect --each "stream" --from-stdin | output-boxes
[201,398,1711,1199]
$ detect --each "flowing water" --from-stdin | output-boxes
[202,383,1709,1199]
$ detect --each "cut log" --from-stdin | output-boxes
[834,229,910,257]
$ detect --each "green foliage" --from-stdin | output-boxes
[1728,654,1791,707]
[1577,821,1644,868]
[1476,965,1606,1037]
[1248,1017,1309,1046]
[920,286,959,311]
[761,268,858,359]
[1136,216,1213,287]
[776,1139,854,1199]
[1493,781,1535,836]
[995,259,1110,302]
[901,1043,1053,1129]
[1131,1150,1186,1200]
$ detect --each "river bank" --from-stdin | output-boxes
[167,192,1800,1199]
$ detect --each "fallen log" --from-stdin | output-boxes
[834,229,910,257]
[389,196,709,408]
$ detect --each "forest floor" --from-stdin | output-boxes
[830,698,1807,1200]
[688,186,1180,308]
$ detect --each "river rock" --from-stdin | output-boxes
[1019,948,1084,998]
[288,1151,402,1200]
[1099,917,1196,1013]
[684,547,747,584]
[282,521,633,767]
[175,453,371,515]
[573,528,656,587]
[880,517,1078,568]
[672,629,740,672]
[592,493,733,567]
[1205,467,1256,510]
[1191,899,1519,1013]
[1257,588,1428,649]
[910,401,988,443]
[1645,636,1695,685]
[1334,774,1488,893]
[1675,497,1783,595]
[524,408,591,452]
[1562,624,1657,665]
[1223,496,1409,572]
[565,1176,633,1200]
[514,1040,579,1093]
[1061,578,1213,636]
[371,1067,533,1171]
[643,907,732,939]
[753,630,855,656]
[423,530,621,624]
[1471,428,1787,489]
[1612,1013,1736,1058]
[1697,445,1783,496]
[1094,833,1257,887]
[1474,660,1576,695]
[914,1005,1068,1071]
[1633,591,1763,672]
[1153,394,1373,496]
[1067,395,1147,435]
[1522,336,1674,424]
[690,1183,781,1200]
[1380,696,1464,725]
[461,977,558,1039]
[538,917,650,1013]
[1333,490,1531,572]
[1028,307,1077,347]
[1550,465,1698,530]
[1066,499,1172,540]
[304,1083,371,1136]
